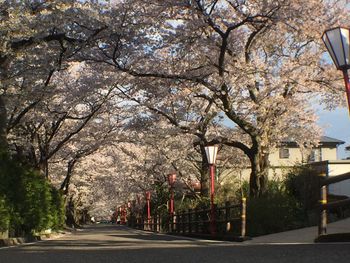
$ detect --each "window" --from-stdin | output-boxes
[309,150,316,162]
[308,149,321,162]
[279,148,290,159]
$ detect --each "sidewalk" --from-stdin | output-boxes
[246,217,350,244]
[0,230,70,247]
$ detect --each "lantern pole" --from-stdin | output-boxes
[322,27,350,115]
[146,191,151,224]
[168,173,176,216]
[342,69,350,113]
[205,145,219,236]
[167,173,176,232]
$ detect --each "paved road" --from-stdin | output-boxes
[0,225,349,263]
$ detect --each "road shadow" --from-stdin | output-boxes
[1,243,350,263]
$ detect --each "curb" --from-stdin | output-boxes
[0,236,41,247]
[315,233,350,243]
[0,232,68,247]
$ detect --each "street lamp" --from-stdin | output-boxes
[121,205,126,225]
[322,27,350,112]
[167,173,176,232]
[205,144,219,235]
[145,191,151,225]
[136,195,141,227]
[167,173,177,215]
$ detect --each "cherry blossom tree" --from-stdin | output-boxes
[0,0,110,153]
[0,1,142,222]
[1,0,348,218]
[99,0,348,197]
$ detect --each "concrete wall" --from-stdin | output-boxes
[269,146,338,168]
[269,147,303,167]
[328,161,350,197]
[221,148,346,191]
[307,161,350,198]
[321,147,338,161]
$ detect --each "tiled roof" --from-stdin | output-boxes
[281,136,345,146]
[319,136,345,144]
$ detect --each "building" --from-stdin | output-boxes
[269,136,345,177]
[221,136,350,197]
[268,136,349,197]
[235,136,347,181]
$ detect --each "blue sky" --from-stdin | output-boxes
[317,106,350,159]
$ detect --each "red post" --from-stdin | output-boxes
[210,164,216,235]
[146,191,151,224]
[121,205,126,224]
[168,173,176,216]
[169,191,174,215]
[342,69,350,114]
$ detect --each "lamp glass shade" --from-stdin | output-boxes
[205,145,218,164]
[145,191,151,200]
[168,173,176,185]
[322,27,350,70]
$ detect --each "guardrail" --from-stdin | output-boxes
[318,172,350,236]
[130,199,247,241]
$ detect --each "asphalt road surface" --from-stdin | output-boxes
[0,224,349,263]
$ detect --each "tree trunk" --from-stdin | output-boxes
[37,158,49,179]
[60,159,77,195]
[0,53,9,154]
[249,143,270,198]
[0,95,7,153]
[65,196,80,228]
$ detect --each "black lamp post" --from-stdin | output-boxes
[322,27,350,112]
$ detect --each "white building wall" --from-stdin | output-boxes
[328,162,350,197]
[269,147,303,167]
[321,148,338,161]
[223,146,347,190]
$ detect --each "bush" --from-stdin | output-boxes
[0,195,10,232]
[0,153,65,236]
[246,181,307,237]
[247,192,306,236]
[50,188,65,230]
[284,165,321,211]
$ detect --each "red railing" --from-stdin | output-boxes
[130,199,247,241]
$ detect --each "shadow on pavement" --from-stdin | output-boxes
[1,243,350,263]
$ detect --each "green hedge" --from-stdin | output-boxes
[0,152,65,236]
[0,195,10,232]
[245,181,307,237]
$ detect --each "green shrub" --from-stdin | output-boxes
[0,153,65,235]
[20,169,53,233]
[0,195,10,232]
[50,187,65,230]
[246,181,307,237]
[284,165,320,211]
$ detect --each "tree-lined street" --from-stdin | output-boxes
[1,1,350,260]
[1,224,350,263]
